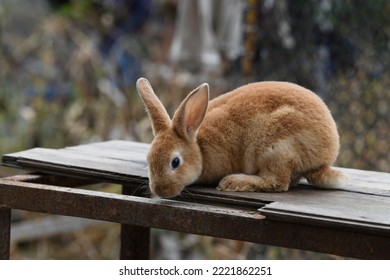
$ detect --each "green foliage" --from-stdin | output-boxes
[55,0,95,19]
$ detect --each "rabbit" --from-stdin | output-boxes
[136,77,346,198]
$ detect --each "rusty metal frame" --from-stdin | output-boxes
[1,175,390,259]
[0,207,11,259]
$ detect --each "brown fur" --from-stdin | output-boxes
[137,78,346,198]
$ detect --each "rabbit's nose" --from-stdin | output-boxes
[150,183,181,199]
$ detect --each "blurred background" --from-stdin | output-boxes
[0,0,389,259]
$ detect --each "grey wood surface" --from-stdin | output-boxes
[3,140,390,235]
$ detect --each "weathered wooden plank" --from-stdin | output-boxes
[335,167,390,192]
[337,167,390,185]
[4,142,390,195]
[259,195,390,234]
[188,186,390,233]
[3,148,148,183]
[3,142,390,231]
[188,184,390,209]
[85,141,390,191]
[189,169,390,199]
[258,208,390,237]
[2,140,150,167]
[77,140,150,153]
[297,168,390,196]
[3,141,390,204]
[65,145,147,163]
[2,150,29,166]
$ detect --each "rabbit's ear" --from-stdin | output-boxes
[172,83,209,141]
[137,78,171,136]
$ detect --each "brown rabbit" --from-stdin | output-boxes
[136,78,346,198]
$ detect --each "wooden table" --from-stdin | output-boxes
[1,140,390,259]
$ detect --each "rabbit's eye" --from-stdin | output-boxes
[171,157,180,170]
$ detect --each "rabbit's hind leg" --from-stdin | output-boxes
[217,172,290,193]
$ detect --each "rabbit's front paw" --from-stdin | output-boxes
[217,173,290,192]
[217,174,257,192]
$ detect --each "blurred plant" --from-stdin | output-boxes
[0,0,154,153]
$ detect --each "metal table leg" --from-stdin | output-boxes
[120,185,150,259]
[0,207,11,260]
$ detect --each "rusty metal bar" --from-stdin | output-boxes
[1,178,390,259]
[120,185,150,260]
[0,207,11,260]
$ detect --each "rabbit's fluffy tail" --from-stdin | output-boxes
[304,166,347,189]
